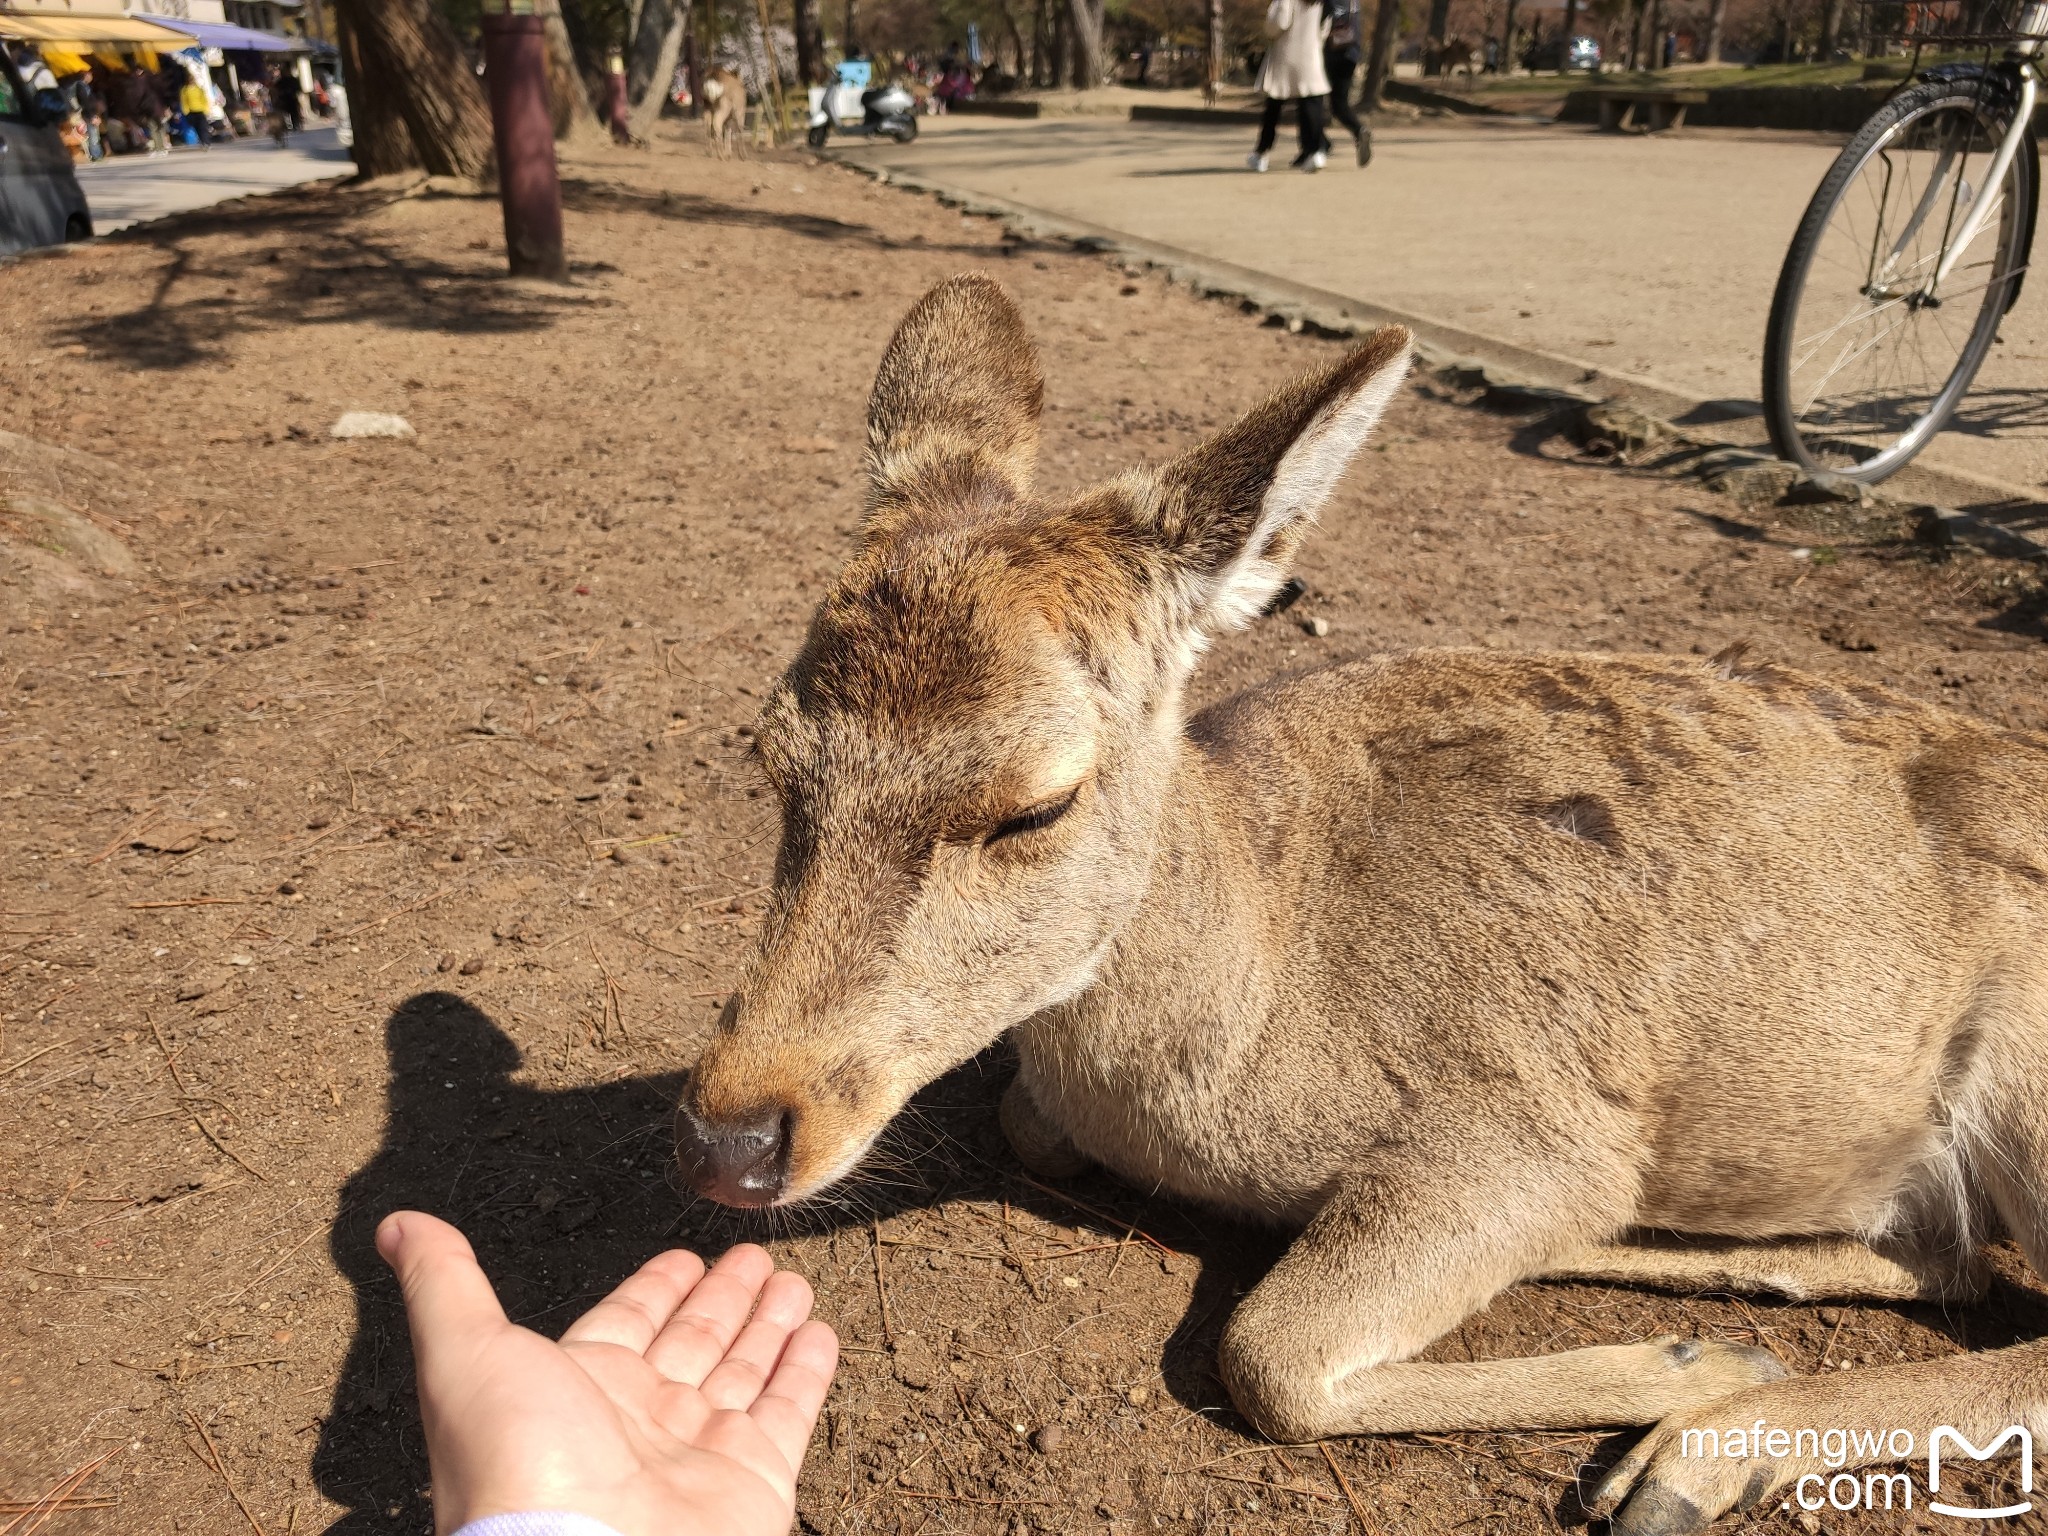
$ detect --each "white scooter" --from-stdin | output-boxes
[806,70,918,148]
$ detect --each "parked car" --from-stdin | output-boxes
[0,48,93,258]
[1522,33,1602,72]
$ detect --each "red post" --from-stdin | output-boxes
[480,0,567,282]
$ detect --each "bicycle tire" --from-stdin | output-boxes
[1762,73,2036,483]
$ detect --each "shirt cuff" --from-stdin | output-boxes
[451,1515,630,1536]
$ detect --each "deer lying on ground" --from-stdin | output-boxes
[676,274,2048,1534]
[701,66,746,158]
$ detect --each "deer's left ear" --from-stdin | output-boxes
[864,273,1044,536]
[1149,326,1410,632]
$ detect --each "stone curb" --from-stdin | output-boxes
[829,153,2045,563]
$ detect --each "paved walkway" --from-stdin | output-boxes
[847,115,2048,498]
[77,126,351,236]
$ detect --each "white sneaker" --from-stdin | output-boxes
[1302,150,1327,172]
[1245,152,1269,172]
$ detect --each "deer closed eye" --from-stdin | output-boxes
[985,785,1082,847]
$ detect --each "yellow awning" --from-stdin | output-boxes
[0,11,196,44]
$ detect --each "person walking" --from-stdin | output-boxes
[1247,0,1331,173]
[1322,0,1368,165]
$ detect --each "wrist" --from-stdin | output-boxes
[451,1515,631,1536]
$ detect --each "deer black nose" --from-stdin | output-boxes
[675,1102,789,1208]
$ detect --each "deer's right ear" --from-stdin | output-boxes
[864,274,1043,532]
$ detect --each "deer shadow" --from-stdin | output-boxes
[309,991,1280,1532]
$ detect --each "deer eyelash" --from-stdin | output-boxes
[985,784,1082,847]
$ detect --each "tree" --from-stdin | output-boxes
[1817,0,1845,57]
[1360,0,1398,106]
[333,0,496,178]
[1702,0,1725,59]
[1423,0,1451,71]
[793,0,825,82]
[1067,0,1106,83]
[541,0,600,135]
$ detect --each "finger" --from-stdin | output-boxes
[697,1269,815,1410]
[560,1248,708,1355]
[643,1243,776,1386]
[376,1211,509,1370]
[744,1320,841,1475]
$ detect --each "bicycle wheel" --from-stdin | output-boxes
[1763,74,2035,483]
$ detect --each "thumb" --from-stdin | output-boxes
[377,1210,511,1372]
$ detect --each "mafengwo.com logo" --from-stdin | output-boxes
[1677,1423,2033,1519]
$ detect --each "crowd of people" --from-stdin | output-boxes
[6,39,327,161]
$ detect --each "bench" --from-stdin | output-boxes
[1588,88,1708,133]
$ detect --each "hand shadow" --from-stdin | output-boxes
[311,992,692,1533]
[311,992,1294,1532]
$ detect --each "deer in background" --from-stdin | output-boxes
[676,273,2048,1534]
[700,66,747,157]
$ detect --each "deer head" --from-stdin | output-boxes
[676,274,1410,1207]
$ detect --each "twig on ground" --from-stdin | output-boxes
[88,806,160,865]
[870,1219,895,1346]
[218,1221,325,1307]
[1011,1175,1178,1258]
[335,884,451,940]
[186,1406,267,1536]
[1322,1442,1381,1532]
[0,1447,122,1536]
[1202,1468,1344,1505]
[128,898,252,910]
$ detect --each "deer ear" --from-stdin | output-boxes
[1152,326,1410,632]
[865,274,1044,530]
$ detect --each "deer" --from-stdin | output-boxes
[700,66,746,158]
[675,273,2048,1534]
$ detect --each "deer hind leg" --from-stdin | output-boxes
[1589,970,2048,1536]
[1538,1230,1987,1306]
[1216,1125,1789,1444]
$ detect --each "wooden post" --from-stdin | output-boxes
[479,0,567,281]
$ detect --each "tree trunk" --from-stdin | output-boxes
[1206,0,1222,97]
[539,0,599,137]
[1818,0,1845,57]
[843,0,860,54]
[554,0,609,103]
[1066,0,1105,85]
[792,0,824,84]
[1424,0,1452,73]
[628,10,685,135]
[627,0,677,104]
[1645,0,1662,65]
[332,0,495,179]
[1703,0,1725,60]
[1560,0,1579,62]
[1501,0,1518,70]
[1031,0,1050,82]
[1361,0,1399,107]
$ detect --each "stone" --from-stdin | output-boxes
[1030,1424,1064,1454]
[330,412,417,441]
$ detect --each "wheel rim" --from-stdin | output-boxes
[1780,97,2021,479]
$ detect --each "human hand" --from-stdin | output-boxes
[377,1210,839,1536]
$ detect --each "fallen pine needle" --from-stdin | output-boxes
[1200,1469,1344,1505]
[128,898,252,910]
[1012,1175,1178,1258]
[187,1407,266,1536]
[0,1447,122,1536]
[1322,1442,1380,1532]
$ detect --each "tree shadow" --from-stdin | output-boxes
[309,992,1279,1532]
[557,178,992,255]
[61,190,599,371]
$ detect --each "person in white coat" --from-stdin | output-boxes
[1248,0,1331,173]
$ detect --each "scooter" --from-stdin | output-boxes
[806,78,918,147]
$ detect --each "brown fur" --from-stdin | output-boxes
[680,274,2048,1533]
[701,67,746,158]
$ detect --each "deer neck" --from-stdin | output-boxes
[1011,731,1280,1137]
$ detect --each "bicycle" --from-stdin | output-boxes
[1762,0,2047,483]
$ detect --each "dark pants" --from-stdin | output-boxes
[1324,52,1362,136]
[1256,94,1328,162]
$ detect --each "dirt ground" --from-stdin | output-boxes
[3,121,2045,1536]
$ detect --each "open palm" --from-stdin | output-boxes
[377,1210,839,1536]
